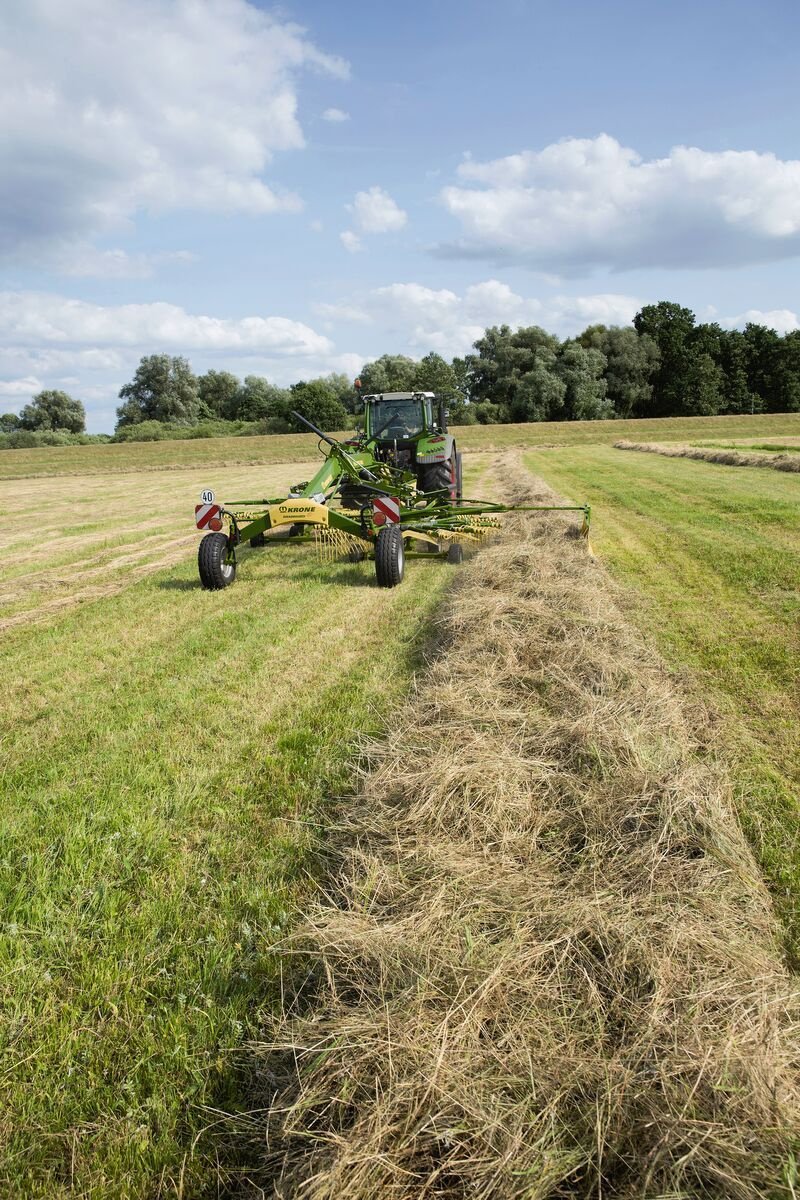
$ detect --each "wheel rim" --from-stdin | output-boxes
[397,533,404,573]
[221,554,233,580]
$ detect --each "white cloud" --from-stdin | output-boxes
[439,135,800,272]
[315,302,371,323]
[350,187,407,234]
[51,244,195,279]
[0,0,348,257]
[322,107,350,122]
[724,308,800,335]
[0,294,367,428]
[318,280,641,356]
[340,230,363,253]
[0,376,43,398]
[0,292,333,357]
[309,219,324,233]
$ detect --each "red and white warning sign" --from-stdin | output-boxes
[372,496,401,525]
[195,502,222,530]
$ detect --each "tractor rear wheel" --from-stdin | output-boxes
[374,524,405,588]
[417,461,450,495]
[454,451,463,500]
[198,532,236,590]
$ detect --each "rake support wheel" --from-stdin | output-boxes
[198,532,236,590]
[375,524,405,588]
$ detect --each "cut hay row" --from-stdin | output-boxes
[615,438,800,472]
[245,455,799,1199]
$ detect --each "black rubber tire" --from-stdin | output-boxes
[454,450,463,500]
[249,532,266,547]
[417,460,451,495]
[374,524,405,588]
[198,532,236,590]
[447,542,464,564]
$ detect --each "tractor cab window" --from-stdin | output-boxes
[370,397,430,440]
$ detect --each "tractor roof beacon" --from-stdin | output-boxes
[193,382,591,590]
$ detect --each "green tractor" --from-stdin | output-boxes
[192,402,591,591]
[339,388,462,509]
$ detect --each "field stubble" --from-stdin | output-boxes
[249,454,799,1198]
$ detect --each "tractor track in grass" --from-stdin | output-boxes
[237,451,799,1199]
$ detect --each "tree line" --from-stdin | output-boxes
[2,301,799,445]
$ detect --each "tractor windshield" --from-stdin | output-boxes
[370,397,427,440]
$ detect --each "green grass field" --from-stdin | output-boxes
[1,460,475,1196]
[3,411,799,479]
[524,445,800,964]
[1,419,798,1195]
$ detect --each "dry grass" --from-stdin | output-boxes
[615,439,800,472]
[244,456,800,1198]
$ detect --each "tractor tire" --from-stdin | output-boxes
[374,524,405,588]
[416,461,451,495]
[447,542,464,564]
[454,451,463,501]
[198,532,236,590]
[249,532,266,547]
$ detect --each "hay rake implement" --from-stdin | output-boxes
[193,410,590,590]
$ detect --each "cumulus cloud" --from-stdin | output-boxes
[724,308,800,335]
[51,245,195,280]
[0,375,43,398]
[340,186,407,251]
[0,0,348,257]
[340,230,363,253]
[0,293,366,427]
[0,292,334,357]
[319,280,641,356]
[350,187,407,234]
[322,107,350,122]
[438,135,800,273]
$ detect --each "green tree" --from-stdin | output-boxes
[322,372,359,414]
[197,370,241,419]
[0,412,20,432]
[358,354,418,393]
[683,351,724,415]
[512,359,566,422]
[775,331,800,412]
[468,325,563,422]
[19,389,86,433]
[236,376,290,423]
[412,352,456,394]
[556,341,610,420]
[633,301,696,416]
[580,325,660,418]
[288,379,349,432]
[717,330,757,414]
[116,355,199,427]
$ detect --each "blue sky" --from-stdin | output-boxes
[2,0,799,431]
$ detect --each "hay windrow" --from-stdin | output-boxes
[248,455,800,1199]
[615,439,800,472]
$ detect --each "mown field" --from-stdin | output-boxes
[0,455,489,1196]
[1,419,798,1196]
[3,411,800,479]
[524,444,800,963]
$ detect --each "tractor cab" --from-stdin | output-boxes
[358,389,462,499]
[364,392,438,444]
